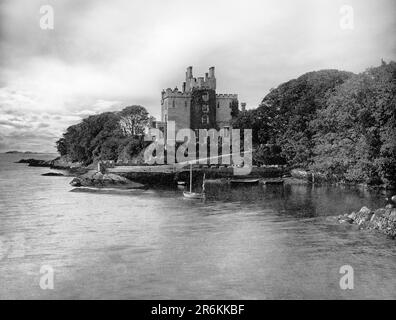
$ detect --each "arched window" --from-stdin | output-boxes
[217,102,220,108]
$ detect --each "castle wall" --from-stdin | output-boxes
[190,89,216,130]
[216,94,238,128]
[162,89,191,132]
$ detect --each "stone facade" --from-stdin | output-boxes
[160,66,239,137]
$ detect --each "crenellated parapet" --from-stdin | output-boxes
[216,93,238,99]
[162,87,191,99]
[163,92,191,99]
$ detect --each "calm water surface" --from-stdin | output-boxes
[0,153,395,299]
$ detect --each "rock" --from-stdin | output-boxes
[354,206,373,225]
[51,155,81,170]
[340,205,396,239]
[41,172,64,176]
[348,212,357,220]
[69,170,145,189]
[359,206,372,215]
[16,158,52,167]
[390,209,396,222]
[339,217,354,224]
[70,178,82,187]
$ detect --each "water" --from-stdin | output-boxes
[0,153,395,299]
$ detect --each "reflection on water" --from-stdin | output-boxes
[204,182,385,218]
[0,154,395,299]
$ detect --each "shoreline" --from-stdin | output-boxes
[10,154,396,239]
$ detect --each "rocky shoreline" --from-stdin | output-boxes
[16,156,396,238]
[16,156,89,174]
[338,205,396,239]
[70,170,146,189]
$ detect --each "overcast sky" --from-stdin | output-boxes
[0,0,395,152]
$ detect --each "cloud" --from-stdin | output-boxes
[0,0,395,152]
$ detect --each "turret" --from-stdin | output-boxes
[186,66,193,79]
[209,66,215,78]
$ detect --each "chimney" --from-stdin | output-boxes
[186,66,193,79]
[241,102,246,112]
[209,66,215,78]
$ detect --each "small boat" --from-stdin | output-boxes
[230,178,260,185]
[183,164,205,199]
[183,191,204,199]
[262,179,284,185]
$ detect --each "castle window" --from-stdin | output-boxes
[202,105,209,113]
[185,101,187,108]
[229,102,232,108]
[172,100,175,108]
[202,115,209,125]
[217,102,220,108]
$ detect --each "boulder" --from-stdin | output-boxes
[389,209,396,222]
[340,206,396,239]
[348,212,357,220]
[354,206,373,225]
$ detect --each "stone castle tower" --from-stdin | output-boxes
[160,66,239,134]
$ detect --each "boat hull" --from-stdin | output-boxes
[183,191,204,199]
[230,179,260,185]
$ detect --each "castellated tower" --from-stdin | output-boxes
[160,66,238,136]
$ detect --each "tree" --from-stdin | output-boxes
[55,106,152,164]
[118,105,149,136]
[260,69,353,167]
[310,61,396,185]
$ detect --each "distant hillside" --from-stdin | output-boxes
[5,151,40,154]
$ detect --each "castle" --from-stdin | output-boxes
[158,66,244,137]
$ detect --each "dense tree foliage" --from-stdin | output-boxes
[232,62,396,186]
[311,61,396,185]
[56,106,150,164]
[119,105,149,136]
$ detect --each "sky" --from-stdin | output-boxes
[0,0,395,153]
